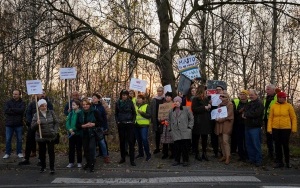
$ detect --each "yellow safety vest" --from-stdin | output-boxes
[263,94,277,119]
[135,104,150,126]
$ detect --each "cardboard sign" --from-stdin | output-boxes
[129,78,147,92]
[178,74,192,95]
[158,103,173,120]
[60,67,77,80]
[211,106,228,120]
[26,80,43,95]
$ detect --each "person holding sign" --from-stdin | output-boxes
[64,91,80,116]
[160,92,175,159]
[215,92,234,165]
[191,85,212,161]
[31,99,59,174]
[168,96,194,167]
[134,94,152,161]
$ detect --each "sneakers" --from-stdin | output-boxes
[18,160,30,165]
[77,163,82,168]
[3,154,10,159]
[66,163,74,168]
[18,153,24,158]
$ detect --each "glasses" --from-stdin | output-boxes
[219,95,227,98]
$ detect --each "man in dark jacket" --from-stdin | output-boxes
[115,89,137,166]
[3,90,26,159]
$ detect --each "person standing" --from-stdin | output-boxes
[3,89,26,159]
[267,92,297,168]
[215,92,234,165]
[210,85,224,158]
[243,89,264,167]
[263,84,277,159]
[134,94,152,161]
[66,100,84,168]
[150,86,164,154]
[64,91,81,116]
[168,96,194,167]
[31,99,59,174]
[191,85,212,161]
[115,89,137,166]
[233,90,249,161]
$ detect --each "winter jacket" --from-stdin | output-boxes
[66,109,84,136]
[168,106,194,141]
[4,98,26,127]
[191,96,212,135]
[31,110,59,142]
[115,99,136,124]
[77,108,103,139]
[267,101,297,133]
[92,102,108,130]
[150,96,164,131]
[215,101,234,135]
[244,99,264,128]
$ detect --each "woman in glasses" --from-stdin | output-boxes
[215,92,234,165]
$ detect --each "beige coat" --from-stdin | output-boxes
[215,101,234,135]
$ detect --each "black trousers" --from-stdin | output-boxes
[272,129,291,164]
[24,126,36,160]
[38,141,55,170]
[192,134,208,154]
[118,123,135,162]
[174,139,190,163]
[68,134,83,164]
[237,124,247,160]
[82,131,96,166]
[265,121,274,156]
[155,130,161,150]
[162,143,174,156]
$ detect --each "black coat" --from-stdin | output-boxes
[191,97,212,135]
[115,99,136,124]
[4,98,26,127]
[244,99,264,128]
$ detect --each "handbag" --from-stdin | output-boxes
[54,133,60,144]
[93,127,104,141]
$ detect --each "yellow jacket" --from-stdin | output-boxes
[267,101,297,133]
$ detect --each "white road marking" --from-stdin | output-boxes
[52,176,260,184]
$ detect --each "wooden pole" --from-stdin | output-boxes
[35,95,42,138]
[68,79,71,110]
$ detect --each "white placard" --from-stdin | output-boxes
[102,97,111,108]
[181,67,201,80]
[211,106,228,120]
[26,80,43,95]
[164,84,172,94]
[60,67,77,80]
[129,78,147,92]
[211,94,222,106]
[177,55,197,70]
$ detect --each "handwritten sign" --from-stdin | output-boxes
[158,103,173,120]
[211,94,222,106]
[26,80,43,95]
[129,78,147,92]
[177,55,197,70]
[211,106,228,120]
[181,67,201,80]
[60,67,77,80]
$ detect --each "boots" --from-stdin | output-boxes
[225,156,230,165]
[104,156,110,164]
[202,152,209,161]
[90,163,94,172]
[219,156,226,162]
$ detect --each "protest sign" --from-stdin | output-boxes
[178,74,191,95]
[211,94,222,106]
[102,97,111,108]
[164,84,172,94]
[158,103,173,120]
[129,78,147,92]
[207,80,227,90]
[60,67,77,80]
[177,55,197,70]
[211,106,228,120]
[26,80,43,95]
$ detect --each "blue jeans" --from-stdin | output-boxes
[5,126,23,155]
[135,126,151,157]
[245,127,262,165]
[99,138,108,157]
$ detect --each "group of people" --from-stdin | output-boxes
[2,83,298,174]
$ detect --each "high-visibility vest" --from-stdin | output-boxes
[135,104,150,126]
[263,94,277,119]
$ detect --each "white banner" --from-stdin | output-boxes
[181,67,201,80]
[211,106,228,120]
[60,67,77,80]
[102,97,111,108]
[26,80,43,95]
[129,78,147,92]
[177,55,197,70]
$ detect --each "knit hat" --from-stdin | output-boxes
[165,91,173,98]
[173,96,182,103]
[277,92,287,98]
[37,99,47,107]
[240,90,249,95]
